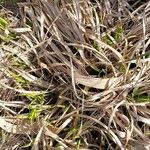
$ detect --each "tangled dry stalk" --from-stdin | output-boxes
[0,0,150,149]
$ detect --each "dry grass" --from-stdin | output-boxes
[0,0,150,149]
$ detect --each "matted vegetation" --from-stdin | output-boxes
[0,0,150,149]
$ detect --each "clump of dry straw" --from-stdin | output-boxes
[0,0,150,149]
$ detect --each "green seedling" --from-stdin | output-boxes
[128,88,150,103]
[12,59,28,69]
[0,17,16,42]
[65,127,78,139]
[8,55,28,69]
[113,25,123,42]
[26,93,45,104]
[27,106,41,122]
[20,92,45,122]
[76,138,81,150]
[102,34,113,46]
[0,15,18,42]
[9,71,27,87]
[102,25,123,46]
[0,17,10,42]
[27,93,45,122]
[132,94,149,103]
[0,17,8,30]
[18,92,65,122]
[64,121,82,140]
[0,34,13,42]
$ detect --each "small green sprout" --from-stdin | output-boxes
[128,88,150,103]
[20,92,45,122]
[102,34,113,46]
[0,16,17,42]
[8,54,28,69]
[113,25,123,42]
[9,71,27,87]
[0,17,11,42]
[0,17,9,30]
[65,127,78,139]
[76,138,81,150]
[26,93,45,104]
[27,106,41,122]
[102,25,123,46]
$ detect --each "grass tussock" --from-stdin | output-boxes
[0,0,150,149]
